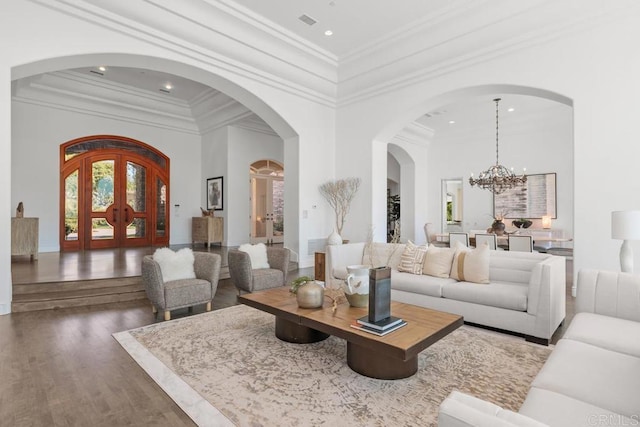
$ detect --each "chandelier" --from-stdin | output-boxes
[469,98,527,194]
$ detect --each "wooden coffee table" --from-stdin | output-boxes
[238,287,463,380]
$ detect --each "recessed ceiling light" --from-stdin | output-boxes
[164,83,173,90]
[324,30,333,36]
[508,107,515,112]
[449,120,456,124]
[98,66,106,72]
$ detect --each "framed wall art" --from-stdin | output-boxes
[206,176,223,211]
[494,172,557,219]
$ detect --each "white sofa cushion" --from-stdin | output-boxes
[450,241,490,284]
[442,281,528,311]
[530,339,640,417]
[563,312,640,357]
[423,244,456,278]
[391,269,454,297]
[519,387,632,427]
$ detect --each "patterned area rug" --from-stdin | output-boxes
[114,304,551,427]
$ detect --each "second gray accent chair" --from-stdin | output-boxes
[228,246,290,294]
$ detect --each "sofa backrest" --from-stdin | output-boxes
[576,269,640,322]
[488,250,552,284]
[363,242,406,269]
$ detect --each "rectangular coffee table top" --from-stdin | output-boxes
[239,286,463,362]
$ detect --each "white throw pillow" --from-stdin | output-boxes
[238,243,270,269]
[153,247,196,283]
[397,241,428,275]
[450,241,490,284]
[422,244,456,278]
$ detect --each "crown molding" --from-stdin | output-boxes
[30,0,337,106]
[391,122,434,148]
[337,1,640,106]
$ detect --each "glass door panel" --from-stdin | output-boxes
[156,177,167,238]
[64,170,79,241]
[125,161,147,241]
[251,176,284,244]
[90,160,116,245]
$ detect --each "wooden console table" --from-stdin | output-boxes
[11,217,38,260]
[192,217,223,246]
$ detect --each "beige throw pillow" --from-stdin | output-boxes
[422,244,456,278]
[450,241,490,284]
[397,241,428,275]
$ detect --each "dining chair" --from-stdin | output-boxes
[508,235,534,252]
[424,222,448,247]
[449,232,469,248]
[475,233,497,250]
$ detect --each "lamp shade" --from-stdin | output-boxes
[611,211,640,240]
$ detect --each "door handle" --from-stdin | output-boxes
[124,208,130,223]
[113,208,118,223]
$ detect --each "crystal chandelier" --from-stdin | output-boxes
[469,98,527,194]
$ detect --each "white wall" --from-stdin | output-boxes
[201,126,229,242]
[0,1,339,313]
[337,13,640,287]
[11,101,202,251]
[428,101,573,236]
[227,126,284,246]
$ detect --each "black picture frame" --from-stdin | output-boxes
[206,176,223,211]
[493,172,557,219]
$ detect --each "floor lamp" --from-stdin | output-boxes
[611,211,640,273]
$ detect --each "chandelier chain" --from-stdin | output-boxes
[495,98,499,165]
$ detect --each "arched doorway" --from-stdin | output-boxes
[60,135,170,250]
[250,160,284,244]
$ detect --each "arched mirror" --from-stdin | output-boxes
[442,178,463,233]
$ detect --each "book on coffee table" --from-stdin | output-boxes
[357,315,403,331]
[350,320,407,336]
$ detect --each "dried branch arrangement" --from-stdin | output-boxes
[318,177,361,236]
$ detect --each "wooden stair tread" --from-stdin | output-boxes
[13,284,144,302]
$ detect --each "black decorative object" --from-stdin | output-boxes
[368,267,391,323]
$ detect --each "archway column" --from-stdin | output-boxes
[0,66,10,314]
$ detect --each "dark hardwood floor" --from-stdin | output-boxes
[2,250,572,426]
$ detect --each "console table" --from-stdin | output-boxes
[192,217,224,246]
[11,217,38,260]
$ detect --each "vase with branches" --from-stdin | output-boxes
[319,177,361,238]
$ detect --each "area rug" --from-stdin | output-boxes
[114,305,551,427]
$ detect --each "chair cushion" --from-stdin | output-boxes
[422,245,456,278]
[252,268,284,291]
[450,241,490,284]
[153,247,196,283]
[163,278,211,308]
[442,281,528,311]
[397,241,427,275]
[238,243,270,269]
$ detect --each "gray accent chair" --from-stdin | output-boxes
[142,252,221,321]
[228,247,290,294]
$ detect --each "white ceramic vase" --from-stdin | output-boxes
[327,229,342,245]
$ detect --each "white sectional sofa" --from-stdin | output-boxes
[438,268,640,426]
[326,242,566,345]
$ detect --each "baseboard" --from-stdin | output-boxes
[0,302,11,315]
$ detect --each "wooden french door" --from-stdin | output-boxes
[61,136,169,251]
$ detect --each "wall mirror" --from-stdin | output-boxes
[442,178,463,232]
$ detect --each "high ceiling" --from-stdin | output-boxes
[231,0,451,57]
